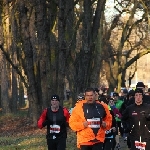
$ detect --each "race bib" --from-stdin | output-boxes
[135,141,146,150]
[50,125,60,133]
[87,118,100,128]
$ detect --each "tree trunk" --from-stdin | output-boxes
[18,1,39,126]
[1,53,11,114]
[57,0,67,106]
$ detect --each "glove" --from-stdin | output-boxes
[140,111,145,115]
[42,120,50,127]
[145,114,150,120]
[140,111,150,119]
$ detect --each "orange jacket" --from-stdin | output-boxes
[69,100,112,148]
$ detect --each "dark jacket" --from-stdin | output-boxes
[122,103,150,141]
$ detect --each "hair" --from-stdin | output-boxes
[85,87,95,93]
[109,98,114,101]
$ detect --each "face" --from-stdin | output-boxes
[109,100,114,106]
[85,91,96,104]
[51,99,59,108]
[134,93,143,105]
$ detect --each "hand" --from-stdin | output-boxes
[140,111,145,115]
[140,111,150,119]
[116,114,119,117]
[83,121,88,128]
[42,120,50,127]
[112,127,116,132]
[101,121,106,128]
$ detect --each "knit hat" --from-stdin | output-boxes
[51,94,60,101]
[128,89,135,96]
[136,82,145,88]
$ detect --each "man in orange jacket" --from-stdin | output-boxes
[69,88,112,150]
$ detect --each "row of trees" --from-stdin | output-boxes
[0,0,150,125]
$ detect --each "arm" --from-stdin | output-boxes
[121,107,130,132]
[110,110,116,127]
[115,108,122,118]
[63,107,70,127]
[69,103,85,132]
[37,108,47,129]
[101,103,112,130]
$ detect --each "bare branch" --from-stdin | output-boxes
[0,44,28,88]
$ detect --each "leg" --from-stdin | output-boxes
[117,121,123,137]
[92,142,103,150]
[112,137,116,150]
[103,139,113,150]
[145,141,150,150]
[80,145,92,150]
[47,139,57,150]
[57,138,66,150]
[127,135,131,149]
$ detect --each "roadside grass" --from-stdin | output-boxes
[0,135,47,150]
[0,128,77,150]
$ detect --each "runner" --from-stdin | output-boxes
[37,94,70,150]
[69,87,112,150]
[122,88,150,150]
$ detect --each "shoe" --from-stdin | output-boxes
[116,143,120,149]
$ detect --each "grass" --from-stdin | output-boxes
[0,135,47,150]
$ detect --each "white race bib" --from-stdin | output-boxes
[87,118,100,128]
[135,141,146,150]
[50,125,60,133]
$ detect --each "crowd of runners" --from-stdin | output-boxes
[38,81,150,150]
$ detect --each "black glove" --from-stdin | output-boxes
[140,111,146,115]
[145,114,150,120]
[140,111,150,120]
[42,120,50,127]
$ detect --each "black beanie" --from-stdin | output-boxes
[136,82,145,88]
[51,94,60,101]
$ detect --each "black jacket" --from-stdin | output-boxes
[122,103,150,141]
